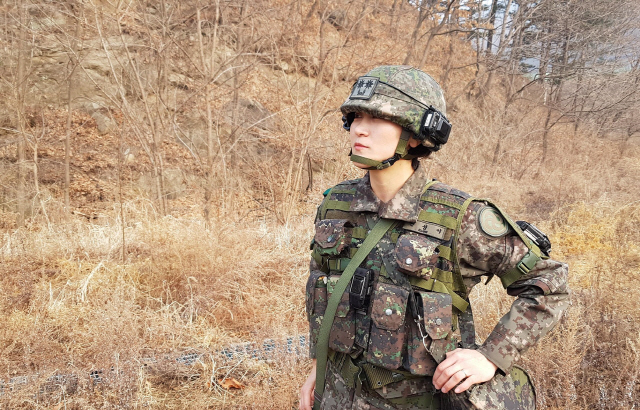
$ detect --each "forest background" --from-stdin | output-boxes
[0,0,639,408]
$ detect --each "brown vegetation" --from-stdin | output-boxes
[0,0,639,408]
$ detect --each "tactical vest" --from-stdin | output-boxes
[306,178,543,378]
[307,179,475,377]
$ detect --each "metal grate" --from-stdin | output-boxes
[0,334,309,398]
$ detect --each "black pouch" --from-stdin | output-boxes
[440,365,536,410]
[365,282,409,370]
[326,275,356,353]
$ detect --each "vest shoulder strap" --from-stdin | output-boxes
[319,180,359,219]
[475,198,545,288]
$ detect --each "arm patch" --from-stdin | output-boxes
[478,207,510,237]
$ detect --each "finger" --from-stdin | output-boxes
[433,357,463,387]
[440,369,468,394]
[434,361,467,390]
[445,348,462,358]
[437,349,462,371]
[454,375,478,394]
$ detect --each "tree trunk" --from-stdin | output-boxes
[541,106,552,164]
[403,4,428,65]
[486,0,499,53]
[483,0,513,94]
[439,35,455,90]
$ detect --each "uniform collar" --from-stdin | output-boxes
[351,163,428,223]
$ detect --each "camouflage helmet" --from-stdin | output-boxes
[340,65,450,149]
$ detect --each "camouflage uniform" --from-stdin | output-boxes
[306,164,570,409]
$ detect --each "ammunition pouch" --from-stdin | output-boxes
[313,219,357,353]
[395,233,441,280]
[326,275,356,353]
[306,270,327,351]
[404,290,458,375]
[314,219,353,257]
[364,282,410,370]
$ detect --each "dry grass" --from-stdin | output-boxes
[1,164,639,409]
[0,198,316,409]
[0,0,639,408]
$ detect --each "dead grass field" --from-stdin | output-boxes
[1,121,638,409]
[0,1,639,409]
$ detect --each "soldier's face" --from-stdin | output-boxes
[350,112,416,169]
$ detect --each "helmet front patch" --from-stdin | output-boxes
[349,76,379,100]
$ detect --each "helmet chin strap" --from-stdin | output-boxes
[350,129,415,170]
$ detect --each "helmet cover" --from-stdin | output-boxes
[340,65,447,148]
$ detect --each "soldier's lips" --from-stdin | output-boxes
[353,143,368,150]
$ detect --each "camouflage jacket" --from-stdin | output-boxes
[306,164,570,374]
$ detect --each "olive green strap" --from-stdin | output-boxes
[409,276,469,312]
[451,196,476,298]
[499,249,542,288]
[313,218,396,409]
[349,154,392,170]
[417,210,459,229]
[349,130,413,171]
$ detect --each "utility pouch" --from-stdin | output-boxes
[326,275,356,353]
[314,219,353,257]
[440,365,536,410]
[365,282,409,370]
[404,291,456,374]
[306,270,328,348]
[349,268,374,311]
[395,234,440,279]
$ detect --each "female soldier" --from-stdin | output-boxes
[300,65,569,410]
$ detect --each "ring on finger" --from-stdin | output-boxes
[458,369,468,378]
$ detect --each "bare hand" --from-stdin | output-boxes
[432,349,498,394]
[299,360,317,410]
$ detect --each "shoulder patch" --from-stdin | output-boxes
[323,188,331,197]
[478,207,510,237]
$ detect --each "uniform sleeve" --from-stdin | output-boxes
[456,201,570,374]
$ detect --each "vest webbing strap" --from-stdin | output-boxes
[328,258,351,272]
[324,200,351,212]
[430,267,455,288]
[352,227,367,239]
[451,196,476,300]
[313,218,396,409]
[437,245,452,261]
[419,194,467,210]
[409,276,469,312]
[417,210,458,230]
[331,188,357,195]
